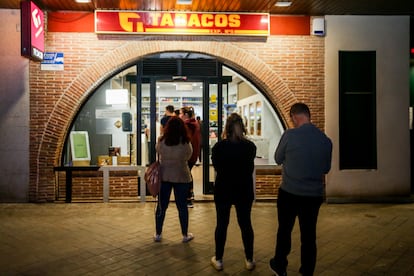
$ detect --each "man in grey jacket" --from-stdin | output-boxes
[269,103,332,276]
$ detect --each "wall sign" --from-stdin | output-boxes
[41,52,64,71]
[21,0,45,61]
[95,11,269,36]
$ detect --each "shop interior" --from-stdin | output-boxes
[65,52,284,196]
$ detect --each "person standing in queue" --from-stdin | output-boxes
[160,105,175,135]
[269,103,332,276]
[154,116,194,243]
[210,113,257,271]
[179,106,201,208]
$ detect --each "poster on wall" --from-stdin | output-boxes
[21,0,44,61]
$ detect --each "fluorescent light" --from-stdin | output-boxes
[75,0,91,3]
[275,1,292,7]
[106,89,129,105]
[177,0,192,5]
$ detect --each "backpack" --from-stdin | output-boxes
[144,161,161,197]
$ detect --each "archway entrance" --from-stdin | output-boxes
[62,52,284,200]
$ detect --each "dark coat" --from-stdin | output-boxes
[212,139,257,204]
[185,118,201,164]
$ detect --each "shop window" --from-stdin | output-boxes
[339,51,377,170]
[64,69,136,166]
[63,56,285,167]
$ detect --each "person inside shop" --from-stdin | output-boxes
[154,116,194,243]
[160,105,175,135]
[179,106,201,208]
[210,113,257,272]
[269,103,332,276]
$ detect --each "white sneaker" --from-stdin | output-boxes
[182,233,194,243]
[245,259,256,271]
[153,233,162,242]
[211,256,223,271]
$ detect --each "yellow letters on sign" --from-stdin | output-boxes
[160,13,174,27]
[119,13,143,32]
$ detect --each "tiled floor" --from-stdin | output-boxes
[0,201,413,275]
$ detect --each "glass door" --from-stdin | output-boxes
[144,80,206,196]
[204,83,218,194]
[202,81,229,194]
[138,77,230,196]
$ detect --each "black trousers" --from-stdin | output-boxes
[274,188,323,276]
[214,200,254,261]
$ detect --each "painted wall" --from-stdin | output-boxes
[0,10,30,202]
[325,16,411,202]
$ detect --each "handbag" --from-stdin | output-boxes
[144,159,161,197]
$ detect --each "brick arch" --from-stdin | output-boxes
[33,40,296,202]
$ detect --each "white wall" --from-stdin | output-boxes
[325,16,411,202]
[237,94,284,162]
[0,10,30,202]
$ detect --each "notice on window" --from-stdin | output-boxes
[70,131,91,161]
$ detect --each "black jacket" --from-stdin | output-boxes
[212,139,256,204]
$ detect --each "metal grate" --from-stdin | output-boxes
[182,59,218,77]
[141,59,218,77]
[142,59,177,76]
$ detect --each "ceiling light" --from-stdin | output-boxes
[75,0,91,3]
[275,1,292,7]
[177,0,192,5]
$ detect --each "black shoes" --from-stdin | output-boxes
[269,258,287,276]
[187,192,194,208]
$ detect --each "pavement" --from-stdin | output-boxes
[0,200,414,275]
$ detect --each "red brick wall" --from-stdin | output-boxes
[29,33,324,202]
[56,171,139,201]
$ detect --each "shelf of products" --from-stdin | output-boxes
[141,96,203,121]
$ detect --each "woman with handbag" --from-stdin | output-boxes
[154,116,194,243]
[210,113,257,271]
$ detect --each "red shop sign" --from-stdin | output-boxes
[95,11,269,36]
[21,0,45,61]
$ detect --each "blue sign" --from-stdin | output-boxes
[41,52,64,70]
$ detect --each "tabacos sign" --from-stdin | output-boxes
[95,11,269,36]
[21,0,44,61]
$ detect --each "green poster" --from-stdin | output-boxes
[73,133,88,158]
[70,131,90,161]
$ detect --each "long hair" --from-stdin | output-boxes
[222,113,247,141]
[181,106,195,118]
[161,116,190,146]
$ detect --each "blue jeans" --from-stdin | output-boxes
[274,188,323,276]
[155,181,190,236]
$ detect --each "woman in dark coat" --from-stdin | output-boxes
[210,113,257,271]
